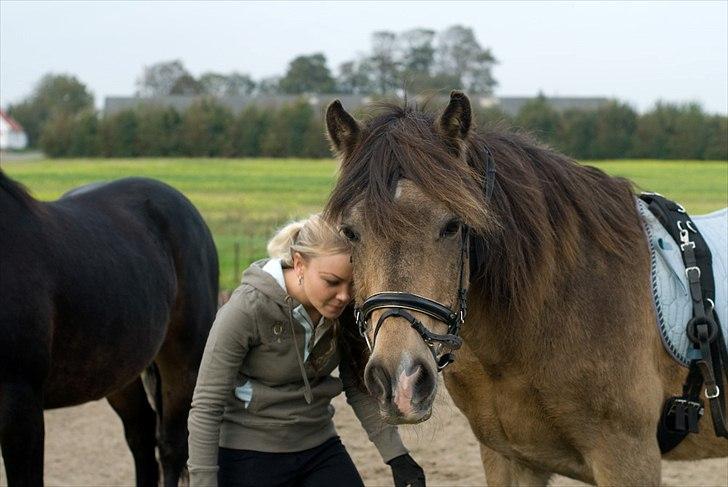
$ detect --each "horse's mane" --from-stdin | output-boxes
[324,102,643,321]
[469,129,643,321]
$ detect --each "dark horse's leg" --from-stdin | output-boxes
[107,377,159,487]
[154,291,215,487]
[154,298,213,487]
[156,354,198,487]
[0,381,44,487]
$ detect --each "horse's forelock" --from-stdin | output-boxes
[324,105,492,236]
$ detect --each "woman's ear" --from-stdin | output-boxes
[292,252,305,275]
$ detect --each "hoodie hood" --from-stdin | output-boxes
[241,259,300,308]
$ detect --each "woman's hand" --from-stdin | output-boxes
[387,453,425,487]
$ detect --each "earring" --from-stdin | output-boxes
[298,274,303,286]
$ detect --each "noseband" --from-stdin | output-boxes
[354,146,496,372]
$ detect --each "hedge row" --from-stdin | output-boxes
[40,97,727,160]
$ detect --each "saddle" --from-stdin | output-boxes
[637,194,728,453]
[637,200,727,364]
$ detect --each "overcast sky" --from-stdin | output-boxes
[1,1,726,114]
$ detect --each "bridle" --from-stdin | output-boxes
[354,146,496,372]
[354,226,470,370]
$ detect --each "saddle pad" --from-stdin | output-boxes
[636,198,728,366]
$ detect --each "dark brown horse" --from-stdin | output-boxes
[325,93,727,485]
[0,171,218,486]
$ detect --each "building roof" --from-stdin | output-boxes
[0,110,25,132]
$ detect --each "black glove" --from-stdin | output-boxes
[387,453,425,487]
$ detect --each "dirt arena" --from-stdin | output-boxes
[1,381,725,487]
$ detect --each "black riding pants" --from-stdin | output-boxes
[217,436,365,487]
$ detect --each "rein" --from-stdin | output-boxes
[354,146,496,371]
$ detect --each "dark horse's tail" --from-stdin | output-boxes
[141,362,163,433]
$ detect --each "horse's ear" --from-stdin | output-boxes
[438,90,472,153]
[326,100,361,157]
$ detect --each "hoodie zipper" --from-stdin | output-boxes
[285,295,313,404]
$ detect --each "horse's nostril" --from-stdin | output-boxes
[404,361,421,378]
[365,363,391,401]
[411,360,435,405]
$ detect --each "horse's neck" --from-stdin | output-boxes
[472,218,649,366]
[0,176,41,216]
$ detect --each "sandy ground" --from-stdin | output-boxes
[1,383,726,487]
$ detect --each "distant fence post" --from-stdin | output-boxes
[233,241,240,284]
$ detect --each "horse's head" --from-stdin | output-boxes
[324,92,494,424]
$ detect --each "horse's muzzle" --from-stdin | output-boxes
[364,357,436,424]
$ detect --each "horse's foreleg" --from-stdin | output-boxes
[587,432,661,486]
[480,443,512,485]
[510,461,552,487]
[107,377,159,487]
[0,381,45,487]
[480,443,552,487]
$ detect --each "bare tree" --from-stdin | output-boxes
[400,28,436,76]
[337,60,374,94]
[369,31,400,95]
[435,25,497,94]
[136,60,193,96]
[199,72,256,97]
[225,73,256,97]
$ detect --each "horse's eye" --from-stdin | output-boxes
[340,225,360,243]
[440,219,461,238]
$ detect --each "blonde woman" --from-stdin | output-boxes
[187,215,425,487]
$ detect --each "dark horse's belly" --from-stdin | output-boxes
[43,270,175,408]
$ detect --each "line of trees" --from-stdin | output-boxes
[37,94,727,160]
[8,24,496,150]
[132,25,497,98]
[39,99,330,158]
[6,22,726,161]
[513,95,727,160]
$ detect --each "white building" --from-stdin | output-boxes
[0,110,28,150]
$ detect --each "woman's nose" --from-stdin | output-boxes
[337,285,351,303]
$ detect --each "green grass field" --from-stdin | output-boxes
[3,158,726,290]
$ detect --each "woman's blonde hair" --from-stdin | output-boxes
[267,214,350,267]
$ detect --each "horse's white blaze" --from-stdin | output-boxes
[394,181,403,200]
[393,363,421,415]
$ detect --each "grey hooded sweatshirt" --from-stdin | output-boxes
[187,259,407,486]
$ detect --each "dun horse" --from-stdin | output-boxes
[0,172,219,487]
[325,93,727,485]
